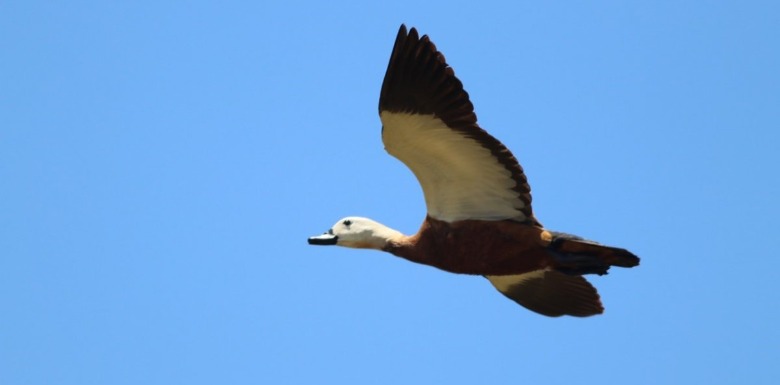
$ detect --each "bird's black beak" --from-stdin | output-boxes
[308,230,338,245]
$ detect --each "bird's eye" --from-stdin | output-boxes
[343,219,352,226]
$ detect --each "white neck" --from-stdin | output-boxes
[367,225,404,249]
[335,217,405,250]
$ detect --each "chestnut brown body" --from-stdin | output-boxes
[387,216,555,276]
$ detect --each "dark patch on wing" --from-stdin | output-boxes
[491,271,604,317]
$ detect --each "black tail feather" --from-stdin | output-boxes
[548,232,640,276]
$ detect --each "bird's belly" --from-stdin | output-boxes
[414,219,553,275]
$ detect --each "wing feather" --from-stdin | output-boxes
[379,25,535,223]
[487,271,604,317]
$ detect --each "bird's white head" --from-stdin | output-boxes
[308,216,403,250]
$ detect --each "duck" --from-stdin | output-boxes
[308,25,639,317]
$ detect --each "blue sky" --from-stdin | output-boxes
[2,1,779,384]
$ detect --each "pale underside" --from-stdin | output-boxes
[381,111,528,223]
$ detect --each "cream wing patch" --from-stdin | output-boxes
[382,111,527,222]
[486,270,546,292]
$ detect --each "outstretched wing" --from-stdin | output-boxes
[487,271,604,317]
[379,25,536,224]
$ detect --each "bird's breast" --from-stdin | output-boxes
[389,217,553,275]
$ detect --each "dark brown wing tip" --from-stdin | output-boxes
[396,24,409,46]
[378,24,476,124]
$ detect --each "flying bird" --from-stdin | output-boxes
[308,25,639,317]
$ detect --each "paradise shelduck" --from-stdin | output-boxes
[308,25,639,317]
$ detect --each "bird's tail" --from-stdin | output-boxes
[547,232,640,276]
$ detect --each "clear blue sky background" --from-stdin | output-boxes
[2,1,779,384]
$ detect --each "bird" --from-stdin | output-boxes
[308,24,639,317]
